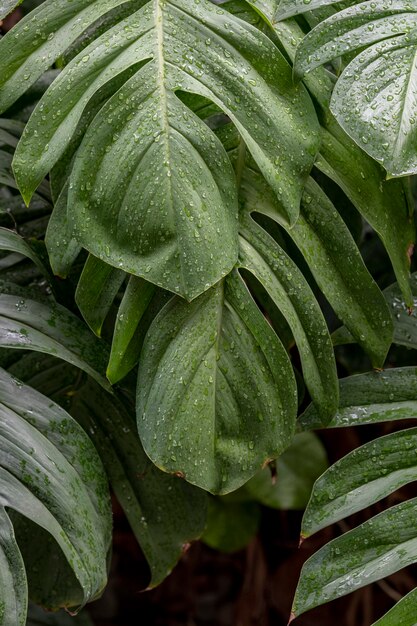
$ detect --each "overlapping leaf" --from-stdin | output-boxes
[6,0,319,298]
[292,0,417,176]
[137,269,297,494]
[300,366,417,430]
[0,281,110,389]
[0,367,111,622]
[294,366,417,621]
[9,354,207,587]
[238,213,338,421]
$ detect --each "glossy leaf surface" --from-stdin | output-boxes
[302,427,417,537]
[293,498,417,616]
[137,270,297,494]
[0,367,111,617]
[10,0,319,298]
[300,367,417,430]
[294,0,417,176]
[0,285,110,389]
[10,354,207,587]
[238,214,338,421]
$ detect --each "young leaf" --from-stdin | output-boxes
[75,255,125,337]
[107,277,156,384]
[137,270,297,494]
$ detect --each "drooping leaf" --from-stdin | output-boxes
[294,0,417,177]
[0,366,112,616]
[0,284,110,389]
[332,271,417,350]
[244,432,328,510]
[293,498,417,617]
[10,353,207,587]
[238,213,338,422]
[202,498,260,553]
[75,255,125,337]
[137,270,297,494]
[238,165,393,367]
[299,366,417,430]
[302,427,417,537]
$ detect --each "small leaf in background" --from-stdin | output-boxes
[202,498,261,554]
[244,433,328,510]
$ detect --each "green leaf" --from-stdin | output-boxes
[0,227,49,281]
[0,285,110,390]
[384,272,417,348]
[107,276,156,384]
[316,121,415,306]
[294,0,417,176]
[371,588,417,626]
[244,432,328,510]
[245,171,393,367]
[11,354,207,587]
[0,507,27,626]
[299,366,417,430]
[45,183,81,278]
[11,0,319,297]
[137,270,297,494]
[238,214,338,422]
[0,0,140,112]
[302,427,417,537]
[276,0,343,20]
[293,498,417,617]
[0,367,112,615]
[76,255,125,337]
[332,272,417,350]
[202,498,260,553]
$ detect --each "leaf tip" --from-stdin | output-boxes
[287,611,296,625]
[298,534,306,548]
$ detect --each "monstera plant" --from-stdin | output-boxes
[0,0,416,623]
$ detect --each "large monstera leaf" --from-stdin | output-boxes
[137,269,297,494]
[289,0,417,177]
[0,367,111,624]
[1,0,319,299]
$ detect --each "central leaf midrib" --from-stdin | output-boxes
[154,0,186,292]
